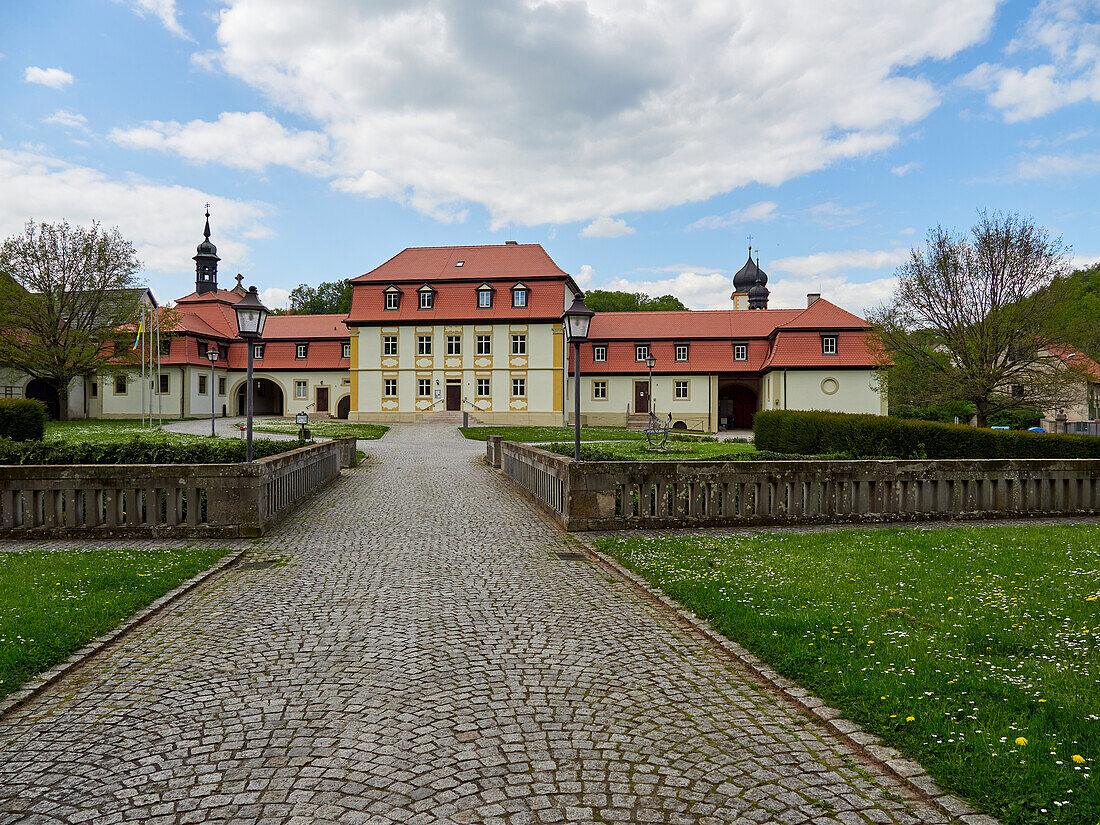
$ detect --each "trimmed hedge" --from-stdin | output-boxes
[754,410,1100,459]
[0,436,306,465]
[0,399,47,442]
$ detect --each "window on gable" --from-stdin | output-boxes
[593,344,607,362]
[418,289,434,310]
[733,343,748,361]
[384,290,400,310]
[477,288,493,308]
[296,343,308,359]
[822,336,838,356]
[675,343,689,362]
[342,342,351,359]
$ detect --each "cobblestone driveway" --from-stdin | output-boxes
[1,423,954,825]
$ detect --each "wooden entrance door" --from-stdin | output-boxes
[634,380,649,414]
[446,384,460,411]
[729,385,756,427]
[316,386,329,413]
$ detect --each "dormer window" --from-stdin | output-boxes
[383,285,402,310]
[476,283,495,309]
[512,282,529,308]
[417,284,435,310]
[822,335,838,356]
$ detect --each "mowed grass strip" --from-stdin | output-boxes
[44,419,207,445]
[543,440,754,460]
[461,425,649,442]
[599,525,1099,825]
[253,421,389,440]
[0,546,232,700]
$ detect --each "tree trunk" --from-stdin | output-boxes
[57,382,70,421]
[973,401,987,429]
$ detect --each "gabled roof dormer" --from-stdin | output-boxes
[511,281,530,307]
[476,282,495,308]
[383,283,403,310]
[417,282,436,310]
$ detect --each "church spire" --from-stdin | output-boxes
[193,203,220,295]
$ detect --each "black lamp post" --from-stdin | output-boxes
[562,294,594,460]
[645,352,657,418]
[233,286,269,463]
[206,348,219,437]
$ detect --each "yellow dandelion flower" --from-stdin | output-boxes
[1072,754,1085,764]
[906,716,915,722]
[1015,737,1028,746]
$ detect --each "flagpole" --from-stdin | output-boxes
[155,306,162,428]
[140,305,146,429]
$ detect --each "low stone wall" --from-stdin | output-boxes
[496,440,1100,531]
[0,438,357,539]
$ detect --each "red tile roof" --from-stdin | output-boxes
[1046,344,1100,380]
[778,298,871,330]
[348,279,566,325]
[175,288,244,304]
[229,339,350,370]
[263,314,349,339]
[351,243,569,284]
[761,330,880,369]
[589,309,803,339]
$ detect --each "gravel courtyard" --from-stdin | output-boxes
[0,422,955,824]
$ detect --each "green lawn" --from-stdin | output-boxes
[0,545,232,700]
[252,421,389,440]
[460,425,713,442]
[44,419,206,444]
[599,525,1099,825]
[543,439,755,460]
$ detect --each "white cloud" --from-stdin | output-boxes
[891,161,920,176]
[771,248,910,277]
[0,147,272,280]
[24,66,73,89]
[43,110,88,131]
[962,0,1100,122]
[110,111,330,174]
[606,271,736,310]
[899,227,916,235]
[807,201,867,228]
[205,0,997,227]
[576,264,596,286]
[1015,152,1100,179]
[685,201,777,231]
[580,216,635,238]
[260,287,291,308]
[1069,253,1100,270]
[119,0,189,39]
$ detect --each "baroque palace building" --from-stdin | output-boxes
[2,217,887,428]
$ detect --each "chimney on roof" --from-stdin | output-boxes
[505,240,518,245]
[807,293,821,307]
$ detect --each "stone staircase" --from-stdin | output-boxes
[627,413,651,431]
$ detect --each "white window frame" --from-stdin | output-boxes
[383,336,398,356]
[476,335,492,356]
[511,334,526,355]
[675,344,688,362]
[417,335,432,356]
[447,335,462,356]
[417,378,432,397]
[383,378,398,397]
[593,380,608,400]
[476,378,491,397]
[513,289,528,308]
[593,345,607,363]
[385,291,400,310]
[296,343,308,359]
[635,344,649,362]
[733,343,748,361]
[674,380,689,400]
[342,342,351,359]
[478,289,492,308]
[511,378,526,398]
[822,336,838,356]
[294,380,308,400]
[418,290,434,310]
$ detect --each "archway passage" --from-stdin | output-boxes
[236,378,284,416]
[717,381,757,429]
[336,395,351,419]
[25,379,60,420]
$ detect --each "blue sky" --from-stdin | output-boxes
[3,0,1099,314]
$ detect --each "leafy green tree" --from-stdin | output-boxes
[870,211,1082,427]
[0,221,144,420]
[288,279,352,314]
[583,290,687,312]
[1036,263,1100,360]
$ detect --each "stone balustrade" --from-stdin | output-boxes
[0,438,358,538]
[492,437,1100,531]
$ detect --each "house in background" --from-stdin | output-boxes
[1040,345,1100,435]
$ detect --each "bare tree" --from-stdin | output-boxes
[869,211,1083,427]
[0,221,144,420]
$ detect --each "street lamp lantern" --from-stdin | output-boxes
[562,294,595,460]
[233,285,269,462]
[205,348,220,438]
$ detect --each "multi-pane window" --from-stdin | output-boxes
[417,378,432,397]
[447,335,462,355]
[636,344,650,362]
[478,289,492,308]
[674,380,689,399]
[198,374,208,395]
[675,344,689,362]
[513,289,528,308]
[383,378,397,397]
[593,345,607,362]
[383,335,398,356]
[218,377,226,396]
[593,380,608,400]
[115,375,127,394]
[417,335,432,356]
[342,342,351,359]
[296,343,308,359]
[158,374,169,394]
[385,291,400,310]
[476,378,491,397]
[295,380,308,399]
[253,344,264,359]
[511,334,526,355]
[419,290,434,310]
[511,378,526,398]
[733,343,748,361]
[476,335,492,355]
[822,336,838,355]
[198,341,208,357]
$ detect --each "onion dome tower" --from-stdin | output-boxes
[193,206,220,295]
[747,271,769,309]
[731,247,769,309]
